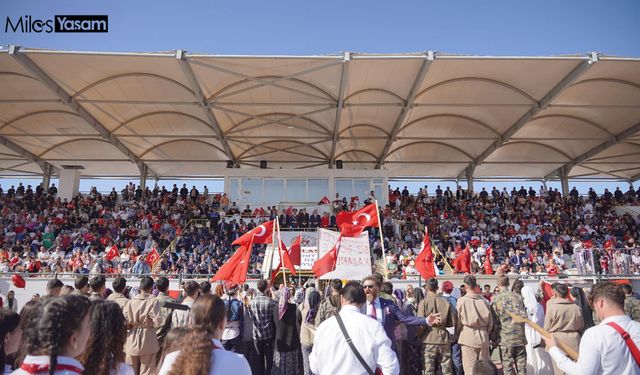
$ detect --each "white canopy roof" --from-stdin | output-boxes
[1,47,639,181]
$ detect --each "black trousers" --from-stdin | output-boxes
[254,338,274,375]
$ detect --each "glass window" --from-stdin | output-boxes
[373,178,383,184]
[241,178,263,205]
[228,178,240,203]
[264,179,285,205]
[308,179,329,201]
[286,179,306,202]
[335,179,353,200]
[374,184,383,202]
[354,179,370,201]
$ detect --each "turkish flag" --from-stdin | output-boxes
[232,220,274,246]
[415,231,436,279]
[339,222,365,237]
[351,204,379,228]
[105,245,120,261]
[146,248,161,266]
[288,235,301,266]
[318,196,331,205]
[336,211,354,229]
[213,235,254,284]
[484,244,494,275]
[270,237,301,280]
[312,236,341,278]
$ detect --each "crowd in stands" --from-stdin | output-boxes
[0,180,638,280]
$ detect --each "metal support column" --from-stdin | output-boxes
[559,167,570,197]
[466,166,475,196]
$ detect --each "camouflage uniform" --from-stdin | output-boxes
[624,296,640,322]
[491,290,528,375]
[154,291,175,349]
[417,292,457,375]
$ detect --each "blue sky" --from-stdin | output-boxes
[2,0,639,56]
[1,0,638,193]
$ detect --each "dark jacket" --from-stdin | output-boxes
[273,303,301,352]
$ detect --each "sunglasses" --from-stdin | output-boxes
[363,285,375,289]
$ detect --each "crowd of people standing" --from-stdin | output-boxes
[1,272,640,374]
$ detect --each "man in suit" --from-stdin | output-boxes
[362,275,440,352]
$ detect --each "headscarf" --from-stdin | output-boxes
[521,286,544,345]
[293,287,305,305]
[393,289,406,307]
[521,286,539,318]
[306,291,321,323]
[278,287,291,320]
[571,287,594,331]
[304,286,315,309]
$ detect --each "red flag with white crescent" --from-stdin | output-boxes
[312,236,341,278]
[232,220,274,246]
[105,245,120,261]
[213,235,254,284]
[146,248,160,266]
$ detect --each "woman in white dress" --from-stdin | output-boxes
[520,286,553,375]
[158,294,251,375]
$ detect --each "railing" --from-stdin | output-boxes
[0,271,263,285]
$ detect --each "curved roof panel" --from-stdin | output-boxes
[0,47,638,181]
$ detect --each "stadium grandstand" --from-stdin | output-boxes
[0,47,639,300]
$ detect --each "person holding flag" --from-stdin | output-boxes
[415,229,437,280]
[105,243,120,262]
[484,243,494,275]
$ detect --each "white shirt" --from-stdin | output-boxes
[12,355,84,375]
[366,297,384,325]
[549,315,640,375]
[109,363,134,375]
[310,304,399,375]
[158,339,251,375]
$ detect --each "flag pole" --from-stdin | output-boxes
[268,218,277,282]
[374,199,388,279]
[433,245,455,274]
[276,217,287,287]
[297,234,302,286]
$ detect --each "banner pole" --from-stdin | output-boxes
[374,199,388,279]
[433,244,455,274]
[276,218,287,286]
[297,234,302,286]
[268,218,277,281]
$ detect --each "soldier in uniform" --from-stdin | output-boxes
[418,278,458,375]
[154,276,174,352]
[621,284,640,322]
[456,275,496,375]
[124,276,162,375]
[543,282,583,375]
[107,276,129,309]
[491,276,527,375]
